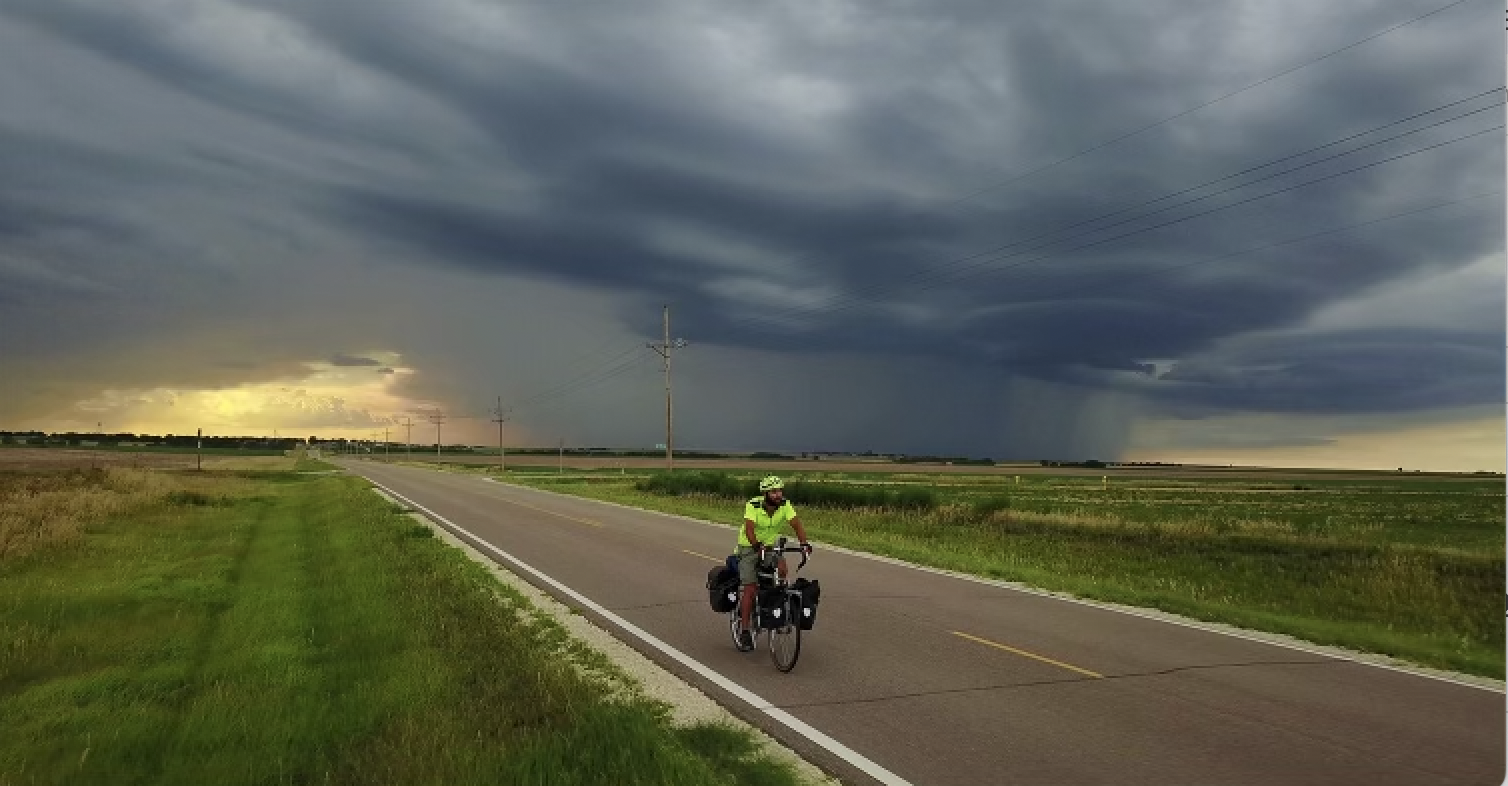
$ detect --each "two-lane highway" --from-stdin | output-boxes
[341,461,1504,786]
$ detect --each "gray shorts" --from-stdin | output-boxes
[736,545,783,585]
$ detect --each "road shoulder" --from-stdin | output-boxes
[371,486,841,786]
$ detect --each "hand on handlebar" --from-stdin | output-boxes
[800,541,813,555]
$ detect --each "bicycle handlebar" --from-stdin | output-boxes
[758,536,809,572]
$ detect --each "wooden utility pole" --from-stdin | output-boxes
[196,428,202,471]
[401,416,413,460]
[428,410,447,459]
[647,305,688,471]
[491,397,511,474]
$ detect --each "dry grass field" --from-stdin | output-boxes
[0,447,293,471]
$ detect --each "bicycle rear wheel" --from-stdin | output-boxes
[768,599,802,672]
[730,613,754,651]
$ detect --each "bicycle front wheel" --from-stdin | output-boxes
[768,600,802,672]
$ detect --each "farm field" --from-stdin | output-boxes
[0,446,292,471]
[402,459,1505,679]
[372,450,1501,481]
[0,463,802,785]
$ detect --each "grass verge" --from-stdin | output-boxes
[0,469,805,786]
[293,456,342,472]
[484,470,1504,680]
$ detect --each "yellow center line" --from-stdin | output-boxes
[682,549,722,562]
[498,496,602,527]
[951,631,1104,679]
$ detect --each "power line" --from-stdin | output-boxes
[503,339,645,404]
[403,5,1486,426]
[406,3,1484,428]
[976,189,1503,314]
[422,5,1489,426]
[521,369,655,421]
[716,89,1502,334]
[942,0,1482,209]
[1003,97,1503,259]
[722,118,1503,336]
[678,0,1483,309]
[497,121,1497,419]
[510,356,659,419]
[511,352,657,415]
[910,124,1504,294]
[507,348,651,412]
[982,102,1501,267]
[504,345,647,409]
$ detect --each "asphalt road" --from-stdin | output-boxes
[340,460,1504,786]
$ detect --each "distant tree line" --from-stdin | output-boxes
[1,431,301,450]
[1036,460,1185,468]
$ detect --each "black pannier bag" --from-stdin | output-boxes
[706,565,739,613]
[792,578,820,630]
[756,586,790,629]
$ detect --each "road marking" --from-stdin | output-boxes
[495,494,602,527]
[682,549,722,562]
[367,479,915,786]
[463,472,1503,695]
[952,631,1104,679]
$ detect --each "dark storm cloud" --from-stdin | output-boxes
[1154,327,1504,415]
[0,0,1500,454]
[328,354,382,367]
[290,0,1500,418]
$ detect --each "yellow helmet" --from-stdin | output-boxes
[758,475,784,492]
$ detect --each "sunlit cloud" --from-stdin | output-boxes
[21,353,437,440]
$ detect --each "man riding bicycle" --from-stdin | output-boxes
[734,476,812,652]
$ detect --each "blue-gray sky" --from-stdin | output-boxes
[0,0,1502,469]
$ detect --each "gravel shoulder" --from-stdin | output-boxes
[370,487,839,786]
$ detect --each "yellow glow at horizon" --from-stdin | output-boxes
[198,388,273,419]
[1125,415,1506,473]
[34,359,441,440]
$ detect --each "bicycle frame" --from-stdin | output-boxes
[729,536,811,671]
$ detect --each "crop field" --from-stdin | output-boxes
[0,446,292,471]
[421,461,1505,679]
[371,451,1498,481]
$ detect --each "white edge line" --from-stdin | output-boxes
[474,474,1506,695]
[368,478,915,786]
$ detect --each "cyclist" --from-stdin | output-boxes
[734,475,812,652]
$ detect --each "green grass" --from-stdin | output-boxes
[293,456,341,472]
[0,471,804,786]
[636,471,940,511]
[484,469,1505,679]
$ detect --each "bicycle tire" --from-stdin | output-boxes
[769,598,802,672]
[729,614,747,651]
